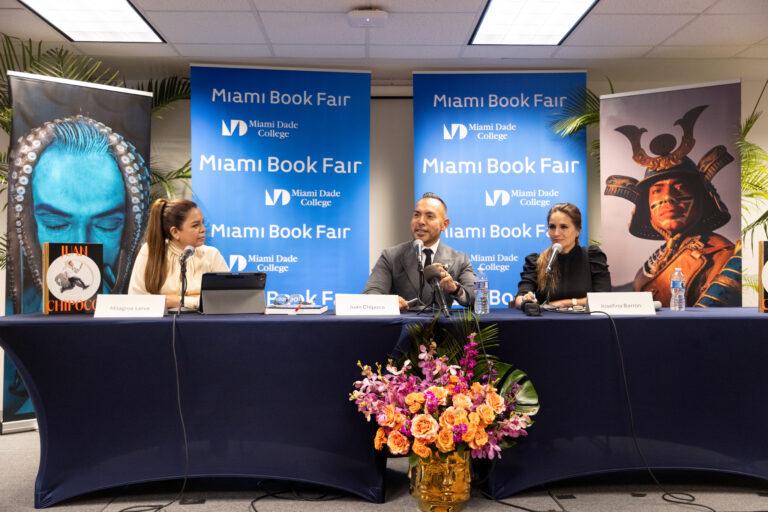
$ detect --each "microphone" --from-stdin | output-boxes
[179,245,195,265]
[545,243,562,274]
[413,239,424,271]
[423,263,451,318]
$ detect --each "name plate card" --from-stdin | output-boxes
[587,292,656,316]
[335,294,400,316]
[95,294,166,318]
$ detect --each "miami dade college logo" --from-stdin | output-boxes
[485,190,510,207]
[442,123,467,140]
[221,119,248,136]
[228,254,247,272]
[265,189,290,206]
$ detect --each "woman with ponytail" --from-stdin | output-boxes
[129,198,228,309]
[513,203,611,309]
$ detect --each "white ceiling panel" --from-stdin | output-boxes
[252,0,357,11]
[147,11,265,44]
[592,0,716,14]
[175,44,271,59]
[647,45,747,58]
[553,46,652,59]
[0,0,24,7]
[260,12,366,44]
[368,13,475,45]
[273,45,365,58]
[0,8,67,41]
[369,45,462,59]
[462,45,559,59]
[736,45,768,58]
[708,0,768,13]
[564,14,696,46]
[374,0,485,13]
[75,42,181,57]
[134,0,252,10]
[663,15,768,45]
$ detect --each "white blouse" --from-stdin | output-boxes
[128,242,229,308]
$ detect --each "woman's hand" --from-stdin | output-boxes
[165,295,181,309]
[514,291,537,309]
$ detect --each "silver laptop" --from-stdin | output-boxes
[200,272,267,314]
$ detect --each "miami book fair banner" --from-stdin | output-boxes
[600,81,741,307]
[3,72,152,428]
[191,66,370,305]
[413,71,587,307]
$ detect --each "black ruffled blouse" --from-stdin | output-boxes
[516,244,612,303]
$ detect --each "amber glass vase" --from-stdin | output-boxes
[409,451,471,512]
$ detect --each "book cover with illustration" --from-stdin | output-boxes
[42,243,103,314]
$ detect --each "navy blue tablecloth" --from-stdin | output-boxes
[2,308,767,507]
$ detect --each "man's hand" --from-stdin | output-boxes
[436,264,460,294]
[399,296,409,311]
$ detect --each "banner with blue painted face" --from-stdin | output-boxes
[191,66,370,306]
[414,72,587,307]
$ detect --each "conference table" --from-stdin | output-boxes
[1,308,766,508]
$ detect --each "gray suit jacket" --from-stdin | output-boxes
[363,241,475,308]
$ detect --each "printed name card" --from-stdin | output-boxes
[335,294,400,316]
[94,294,166,318]
[587,292,656,316]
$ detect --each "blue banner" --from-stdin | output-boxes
[414,72,587,307]
[191,66,370,306]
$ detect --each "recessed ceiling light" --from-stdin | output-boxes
[471,0,597,46]
[19,0,164,43]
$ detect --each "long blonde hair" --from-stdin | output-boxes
[536,203,582,293]
[144,198,198,294]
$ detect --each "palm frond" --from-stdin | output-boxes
[743,274,759,294]
[29,47,123,85]
[0,233,7,270]
[134,76,191,116]
[551,86,601,137]
[150,159,192,200]
[739,81,768,242]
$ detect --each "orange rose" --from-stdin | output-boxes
[436,428,455,453]
[427,386,449,405]
[461,422,477,443]
[405,392,426,414]
[411,413,439,442]
[439,406,468,431]
[386,430,410,455]
[477,403,495,425]
[486,391,506,414]
[377,404,398,428]
[452,393,472,410]
[469,427,489,449]
[412,439,432,459]
[374,427,387,450]
[468,411,481,426]
[470,382,484,397]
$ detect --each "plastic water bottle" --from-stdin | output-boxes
[670,267,686,311]
[474,267,489,315]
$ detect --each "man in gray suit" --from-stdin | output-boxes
[364,192,475,311]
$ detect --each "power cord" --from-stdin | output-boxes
[249,480,344,512]
[590,310,717,512]
[117,312,190,512]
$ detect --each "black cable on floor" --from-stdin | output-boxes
[249,480,344,512]
[117,312,190,512]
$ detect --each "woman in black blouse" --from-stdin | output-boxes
[513,203,611,309]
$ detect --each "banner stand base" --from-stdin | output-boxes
[1,418,38,435]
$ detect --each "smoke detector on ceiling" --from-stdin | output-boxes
[347,8,388,28]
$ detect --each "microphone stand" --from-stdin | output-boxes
[170,256,196,314]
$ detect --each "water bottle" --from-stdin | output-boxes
[474,267,489,315]
[670,267,686,311]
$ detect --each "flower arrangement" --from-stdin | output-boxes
[350,313,538,463]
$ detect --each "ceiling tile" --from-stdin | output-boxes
[564,14,696,45]
[273,45,365,58]
[663,14,768,45]
[260,12,365,44]
[134,0,252,10]
[553,46,652,59]
[708,0,768,13]
[368,13,475,45]
[369,45,461,59]
[375,0,484,13]
[252,0,356,11]
[0,8,67,41]
[74,42,180,57]
[175,44,271,58]
[462,45,558,58]
[147,11,265,44]
[647,45,747,58]
[736,45,768,58]
[592,0,716,14]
